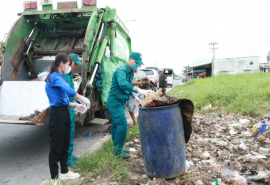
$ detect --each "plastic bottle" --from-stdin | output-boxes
[259,147,269,155]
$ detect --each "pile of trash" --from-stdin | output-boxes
[185,110,270,184]
[122,110,270,185]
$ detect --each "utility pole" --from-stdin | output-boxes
[209,42,218,76]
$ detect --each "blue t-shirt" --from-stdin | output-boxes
[45,71,77,108]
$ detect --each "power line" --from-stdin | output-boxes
[225,1,270,42]
[219,0,252,36]
[232,39,270,57]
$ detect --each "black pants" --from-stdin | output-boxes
[49,106,71,179]
[160,87,166,95]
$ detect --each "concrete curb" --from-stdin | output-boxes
[83,112,139,155]
[84,134,111,155]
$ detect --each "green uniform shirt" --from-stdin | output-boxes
[159,74,167,87]
[107,63,135,104]
[63,71,76,103]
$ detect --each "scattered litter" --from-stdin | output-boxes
[264,138,270,144]
[251,124,258,135]
[200,151,211,160]
[257,123,267,136]
[239,119,250,125]
[241,131,252,137]
[195,180,204,185]
[142,174,148,179]
[229,123,242,129]
[229,130,237,135]
[239,142,247,150]
[250,151,267,158]
[250,171,269,180]
[121,112,270,184]
[202,104,212,110]
[258,147,269,155]
[186,160,194,170]
[129,148,136,152]
[233,174,247,185]
[220,126,228,131]
[85,133,92,137]
[257,135,266,142]
[211,178,225,185]
[216,164,222,170]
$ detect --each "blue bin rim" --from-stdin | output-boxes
[139,103,179,110]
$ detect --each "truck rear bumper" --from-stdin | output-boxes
[0,81,50,125]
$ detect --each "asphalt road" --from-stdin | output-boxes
[166,79,182,92]
[0,122,109,185]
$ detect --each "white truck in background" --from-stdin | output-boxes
[164,68,174,87]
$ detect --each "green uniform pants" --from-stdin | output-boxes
[67,108,77,166]
[107,102,127,155]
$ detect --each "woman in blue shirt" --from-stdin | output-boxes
[45,53,90,181]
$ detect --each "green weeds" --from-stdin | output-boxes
[126,124,140,141]
[168,72,270,116]
[74,124,140,183]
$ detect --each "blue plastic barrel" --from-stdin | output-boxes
[139,104,186,179]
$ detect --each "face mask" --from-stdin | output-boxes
[63,64,71,74]
[131,63,139,70]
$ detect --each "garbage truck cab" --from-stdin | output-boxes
[0,0,131,125]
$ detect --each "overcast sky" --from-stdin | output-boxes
[1,0,270,74]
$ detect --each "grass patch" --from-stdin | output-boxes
[75,124,140,183]
[168,72,270,116]
[126,124,140,141]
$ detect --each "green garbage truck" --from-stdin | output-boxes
[0,0,131,125]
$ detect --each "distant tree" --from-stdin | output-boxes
[182,65,190,73]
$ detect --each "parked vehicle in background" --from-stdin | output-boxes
[174,75,180,80]
[140,69,159,84]
[150,81,159,92]
[163,68,174,87]
[145,67,159,72]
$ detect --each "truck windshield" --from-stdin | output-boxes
[141,70,154,75]
[164,70,173,76]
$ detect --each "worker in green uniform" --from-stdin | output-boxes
[158,68,167,95]
[107,52,152,159]
[63,53,83,166]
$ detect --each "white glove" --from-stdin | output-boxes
[138,89,152,97]
[78,96,90,109]
[134,97,141,107]
[74,103,87,114]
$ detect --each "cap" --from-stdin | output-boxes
[69,53,82,65]
[129,52,144,65]
[159,68,164,72]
